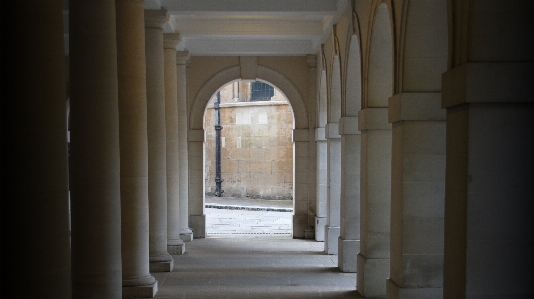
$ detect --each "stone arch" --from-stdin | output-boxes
[365,2,394,108]
[328,56,342,123]
[188,62,312,239]
[399,0,448,92]
[190,65,308,130]
[344,34,362,116]
[318,70,328,128]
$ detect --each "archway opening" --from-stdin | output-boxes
[202,79,295,238]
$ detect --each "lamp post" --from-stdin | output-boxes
[214,91,224,197]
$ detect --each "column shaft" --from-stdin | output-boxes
[357,108,392,298]
[325,123,341,254]
[386,93,445,299]
[442,63,534,299]
[338,117,361,273]
[188,129,206,238]
[293,129,311,238]
[177,51,194,241]
[116,1,158,297]
[145,9,173,271]
[164,34,185,254]
[1,1,70,297]
[69,0,122,297]
[315,128,328,241]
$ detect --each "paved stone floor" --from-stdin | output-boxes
[153,237,360,298]
[151,205,360,298]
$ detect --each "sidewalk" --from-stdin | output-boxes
[205,195,293,212]
[204,195,294,237]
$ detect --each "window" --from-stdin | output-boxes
[250,81,274,101]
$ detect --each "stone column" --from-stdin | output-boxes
[2,1,70,297]
[338,116,361,272]
[357,108,392,298]
[145,9,173,272]
[293,129,311,238]
[177,51,194,241]
[188,129,206,237]
[69,0,122,297]
[442,63,534,298]
[385,93,445,299]
[315,128,328,241]
[325,123,341,254]
[164,33,186,254]
[116,1,158,297]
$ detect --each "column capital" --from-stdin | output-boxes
[144,9,169,29]
[307,54,317,69]
[163,33,181,49]
[388,92,445,123]
[176,51,190,65]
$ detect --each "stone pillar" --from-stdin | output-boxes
[385,93,445,299]
[442,63,534,298]
[1,1,70,297]
[357,108,392,298]
[69,0,122,297]
[177,51,194,242]
[325,123,341,254]
[145,9,173,272]
[164,33,186,255]
[188,129,206,238]
[338,117,361,272]
[293,129,311,238]
[315,127,328,241]
[116,1,158,297]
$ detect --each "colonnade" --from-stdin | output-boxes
[2,2,192,298]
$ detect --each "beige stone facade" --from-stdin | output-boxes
[204,82,294,200]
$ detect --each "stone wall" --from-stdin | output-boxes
[204,81,294,199]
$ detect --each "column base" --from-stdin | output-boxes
[190,214,205,238]
[149,259,174,272]
[386,278,442,299]
[324,226,340,254]
[304,226,315,239]
[357,253,389,298]
[338,237,359,272]
[180,232,193,242]
[167,244,185,255]
[315,217,326,241]
[292,214,308,238]
[122,281,158,298]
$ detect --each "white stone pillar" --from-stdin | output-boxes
[188,129,206,237]
[338,116,361,272]
[325,123,341,254]
[293,129,311,238]
[315,128,328,241]
[164,34,186,255]
[385,93,445,299]
[116,1,158,296]
[2,2,70,297]
[69,0,122,297]
[145,9,173,272]
[177,51,194,242]
[357,108,392,298]
[442,62,534,299]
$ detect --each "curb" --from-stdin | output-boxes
[205,204,293,212]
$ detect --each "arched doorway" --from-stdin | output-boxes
[203,80,295,238]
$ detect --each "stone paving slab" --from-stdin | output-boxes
[154,238,360,299]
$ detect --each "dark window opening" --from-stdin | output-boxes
[250,81,274,101]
